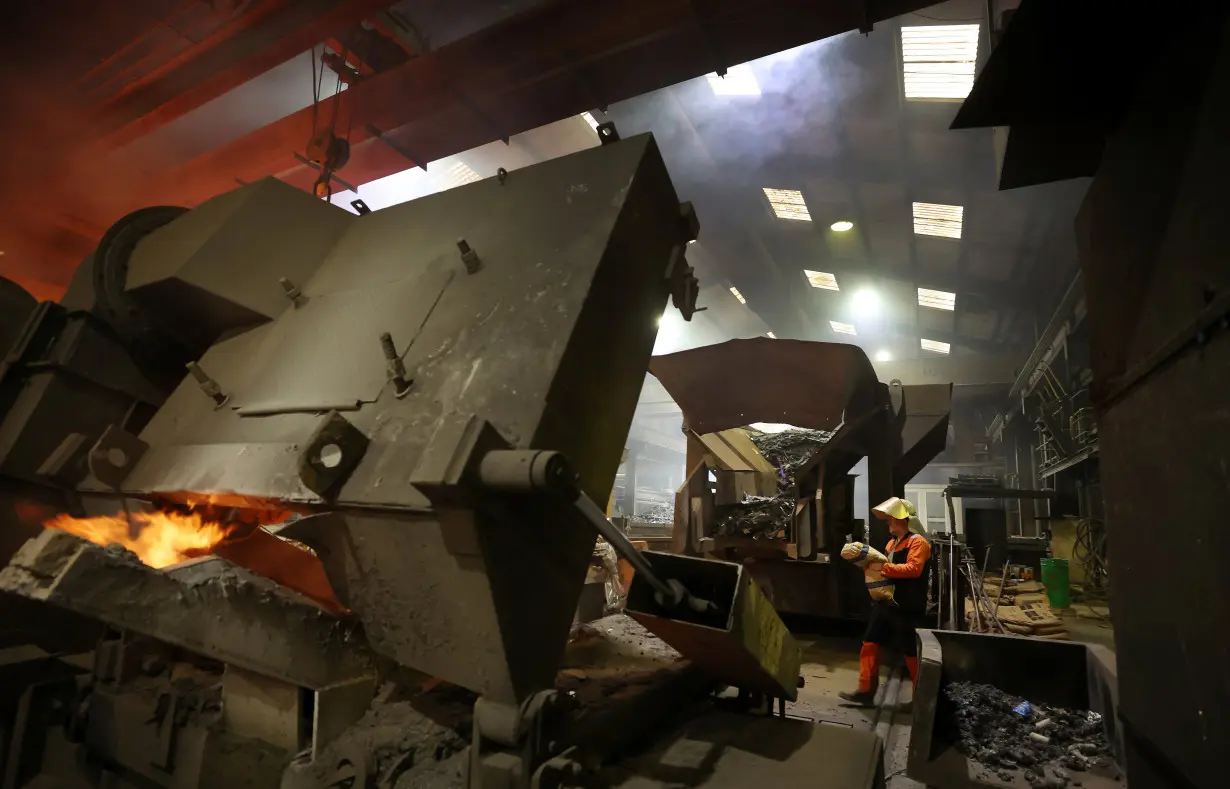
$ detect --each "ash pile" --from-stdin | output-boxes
[748,428,833,490]
[946,681,1122,788]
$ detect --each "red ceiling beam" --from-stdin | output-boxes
[141,0,939,207]
[8,0,940,295]
[91,0,401,152]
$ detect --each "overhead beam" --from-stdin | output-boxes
[91,0,401,151]
[125,0,947,231]
[14,0,945,291]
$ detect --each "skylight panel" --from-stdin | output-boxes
[901,24,980,101]
[440,161,481,189]
[763,188,811,221]
[918,287,956,311]
[729,286,747,304]
[804,270,839,291]
[921,338,951,354]
[830,320,857,336]
[707,63,761,96]
[912,202,963,238]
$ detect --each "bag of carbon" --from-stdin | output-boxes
[841,542,895,602]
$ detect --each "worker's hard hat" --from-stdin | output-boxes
[872,496,916,521]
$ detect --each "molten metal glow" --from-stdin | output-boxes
[43,509,237,569]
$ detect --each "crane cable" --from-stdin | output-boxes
[306,45,356,201]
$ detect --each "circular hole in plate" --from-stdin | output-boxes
[106,447,128,467]
[318,443,343,469]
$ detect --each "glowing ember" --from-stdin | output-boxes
[43,509,237,569]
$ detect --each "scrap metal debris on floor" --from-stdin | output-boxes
[946,682,1121,788]
[637,503,675,524]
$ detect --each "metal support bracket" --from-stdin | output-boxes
[297,411,369,497]
[858,0,875,34]
[685,0,727,77]
[596,122,620,145]
[663,202,702,319]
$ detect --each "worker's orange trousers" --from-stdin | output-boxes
[857,643,919,692]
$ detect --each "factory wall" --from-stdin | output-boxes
[1074,12,1230,788]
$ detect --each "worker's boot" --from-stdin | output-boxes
[839,642,880,706]
[838,687,878,707]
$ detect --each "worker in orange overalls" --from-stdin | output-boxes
[839,496,933,707]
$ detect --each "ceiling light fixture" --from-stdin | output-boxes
[917,287,956,311]
[803,270,839,291]
[580,111,599,131]
[707,63,761,96]
[762,188,811,221]
[830,320,857,336]
[901,24,981,101]
[912,202,964,238]
[830,220,854,232]
[875,350,893,362]
[921,338,951,354]
[851,288,880,313]
[729,286,747,304]
[766,331,777,339]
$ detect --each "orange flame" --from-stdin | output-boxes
[43,509,237,569]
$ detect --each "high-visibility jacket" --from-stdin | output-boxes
[881,531,931,614]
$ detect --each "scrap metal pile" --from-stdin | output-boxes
[749,428,834,490]
[711,428,833,540]
[946,681,1121,788]
[638,502,675,524]
[714,494,793,539]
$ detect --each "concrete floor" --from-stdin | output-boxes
[577,606,1117,787]
[778,633,919,788]
[1061,606,1116,653]
[781,610,1116,789]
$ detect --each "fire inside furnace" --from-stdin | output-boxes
[43,509,237,568]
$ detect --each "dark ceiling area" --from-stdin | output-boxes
[0,0,1085,364]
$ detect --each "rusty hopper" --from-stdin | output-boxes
[7,134,700,707]
[651,338,952,618]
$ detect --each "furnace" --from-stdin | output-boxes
[0,132,889,789]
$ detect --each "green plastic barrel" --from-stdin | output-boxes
[1040,558,1070,609]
